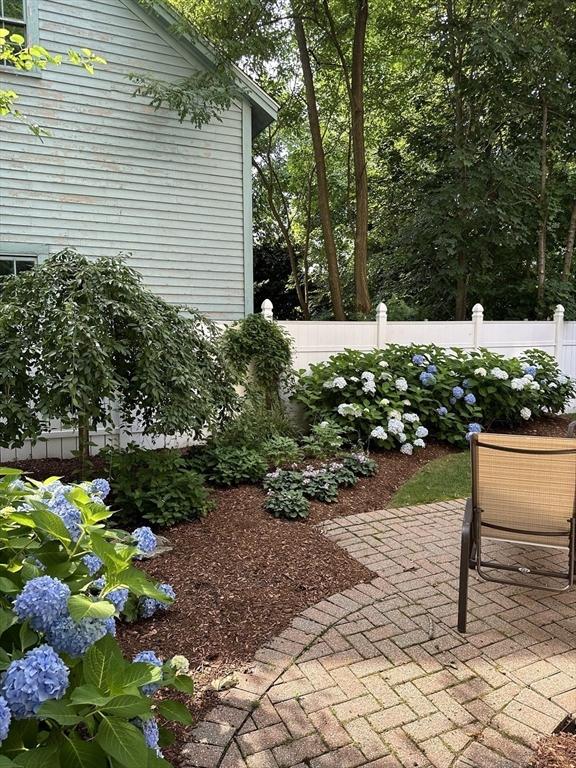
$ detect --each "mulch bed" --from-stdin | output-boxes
[532,734,576,768]
[3,414,572,764]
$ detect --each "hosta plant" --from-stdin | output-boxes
[0,469,192,767]
[265,489,310,520]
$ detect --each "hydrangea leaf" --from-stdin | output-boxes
[59,735,106,768]
[95,716,149,768]
[108,662,162,696]
[101,695,151,719]
[29,509,71,546]
[70,684,112,708]
[37,700,83,726]
[155,699,192,725]
[68,595,115,622]
[171,674,194,694]
[83,635,123,691]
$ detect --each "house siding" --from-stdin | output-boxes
[0,0,250,319]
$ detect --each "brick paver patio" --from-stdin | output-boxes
[183,500,576,768]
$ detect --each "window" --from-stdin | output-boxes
[0,0,27,43]
[0,256,35,277]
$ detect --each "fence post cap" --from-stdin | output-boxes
[376,301,387,315]
[261,299,273,319]
[472,303,484,315]
[554,304,565,317]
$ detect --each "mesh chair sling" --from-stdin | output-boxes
[458,433,576,633]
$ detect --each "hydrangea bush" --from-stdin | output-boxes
[0,469,192,766]
[296,345,574,449]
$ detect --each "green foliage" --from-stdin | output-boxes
[342,452,378,477]
[299,467,339,503]
[0,470,191,765]
[214,396,296,449]
[260,436,301,466]
[0,250,236,469]
[390,452,471,508]
[265,489,310,520]
[0,27,105,136]
[222,314,294,404]
[262,469,302,493]
[102,446,213,528]
[325,461,358,487]
[300,420,346,458]
[189,445,268,486]
[296,344,574,449]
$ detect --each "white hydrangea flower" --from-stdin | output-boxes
[530,381,540,391]
[378,360,389,368]
[520,407,531,420]
[387,417,404,435]
[403,413,419,423]
[549,381,558,389]
[362,379,376,395]
[413,438,425,448]
[388,409,402,420]
[395,377,408,392]
[361,371,375,381]
[557,374,568,385]
[324,376,347,390]
[398,433,407,443]
[400,443,414,456]
[379,372,392,381]
[474,367,487,377]
[415,426,429,438]
[490,367,509,380]
[510,378,525,391]
[379,398,390,406]
[403,399,411,406]
[370,426,388,440]
[350,376,359,382]
[337,403,361,417]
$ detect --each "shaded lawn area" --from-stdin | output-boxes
[389,450,471,507]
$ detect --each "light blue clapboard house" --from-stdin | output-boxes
[0,0,277,320]
[0,0,277,460]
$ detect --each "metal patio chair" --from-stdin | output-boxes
[458,433,576,633]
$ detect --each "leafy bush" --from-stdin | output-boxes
[222,313,294,406]
[263,468,302,493]
[301,420,346,458]
[189,445,268,486]
[213,396,296,449]
[0,468,193,765]
[0,250,236,471]
[300,467,339,503]
[261,436,301,466]
[103,446,213,528]
[296,345,574,449]
[265,489,310,520]
[325,461,358,487]
[343,452,378,477]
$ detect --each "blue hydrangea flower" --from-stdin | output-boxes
[436,406,448,417]
[412,354,426,366]
[449,397,456,405]
[468,422,482,433]
[462,378,471,388]
[415,426,429,438]
[464,393,476,405]
[138,583,176,620]
[46,616,116,658]
[426,364,437,374]
[47,490,82,541]
[132,527,157,557]
[523,364,537,377]
[89,478,111,500]
[92,576,106,591]
[419,371,436,387]
[0,696,11,743]
[452,386,464,399]
[2,645,69,718]
[133,651,163,696]
[133,716,162,756]
[83,554,103,576]
[106,588,129,613]
[13,576,71,633]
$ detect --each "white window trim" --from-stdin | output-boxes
[0,0,41,76]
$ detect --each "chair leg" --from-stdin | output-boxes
[458,499,473,633]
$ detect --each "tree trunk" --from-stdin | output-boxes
[253,160,310,319]
[537,99,548,306]
[77,414,90,480]
[351,0,370,314]
[446,0,467,321]
[292,8,346,320]
[561,199,576,282]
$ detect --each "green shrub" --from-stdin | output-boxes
[300,466,339,503]
[0,469,193,765]
[215,396,296,449]
[325,461,359,487]
[103,445,213,527]
[295,344,575,449]
[301,420,346,458]
[263,468,303,493]
[190,445,268,486]
[261,435,301,466]
[265,489,310,520]
[343,452,378,477]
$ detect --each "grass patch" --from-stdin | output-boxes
[390,451,471,507]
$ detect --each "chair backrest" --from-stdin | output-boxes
[471,433,576,548]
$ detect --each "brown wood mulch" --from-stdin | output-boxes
[3,414,572,764]
[532,734,576,768]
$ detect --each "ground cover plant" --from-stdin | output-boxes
[296,344,574,449]
[0,469,193,766]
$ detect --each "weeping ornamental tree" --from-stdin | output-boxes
[0,250,236,472]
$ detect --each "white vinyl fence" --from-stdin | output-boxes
[3,300,575,462]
